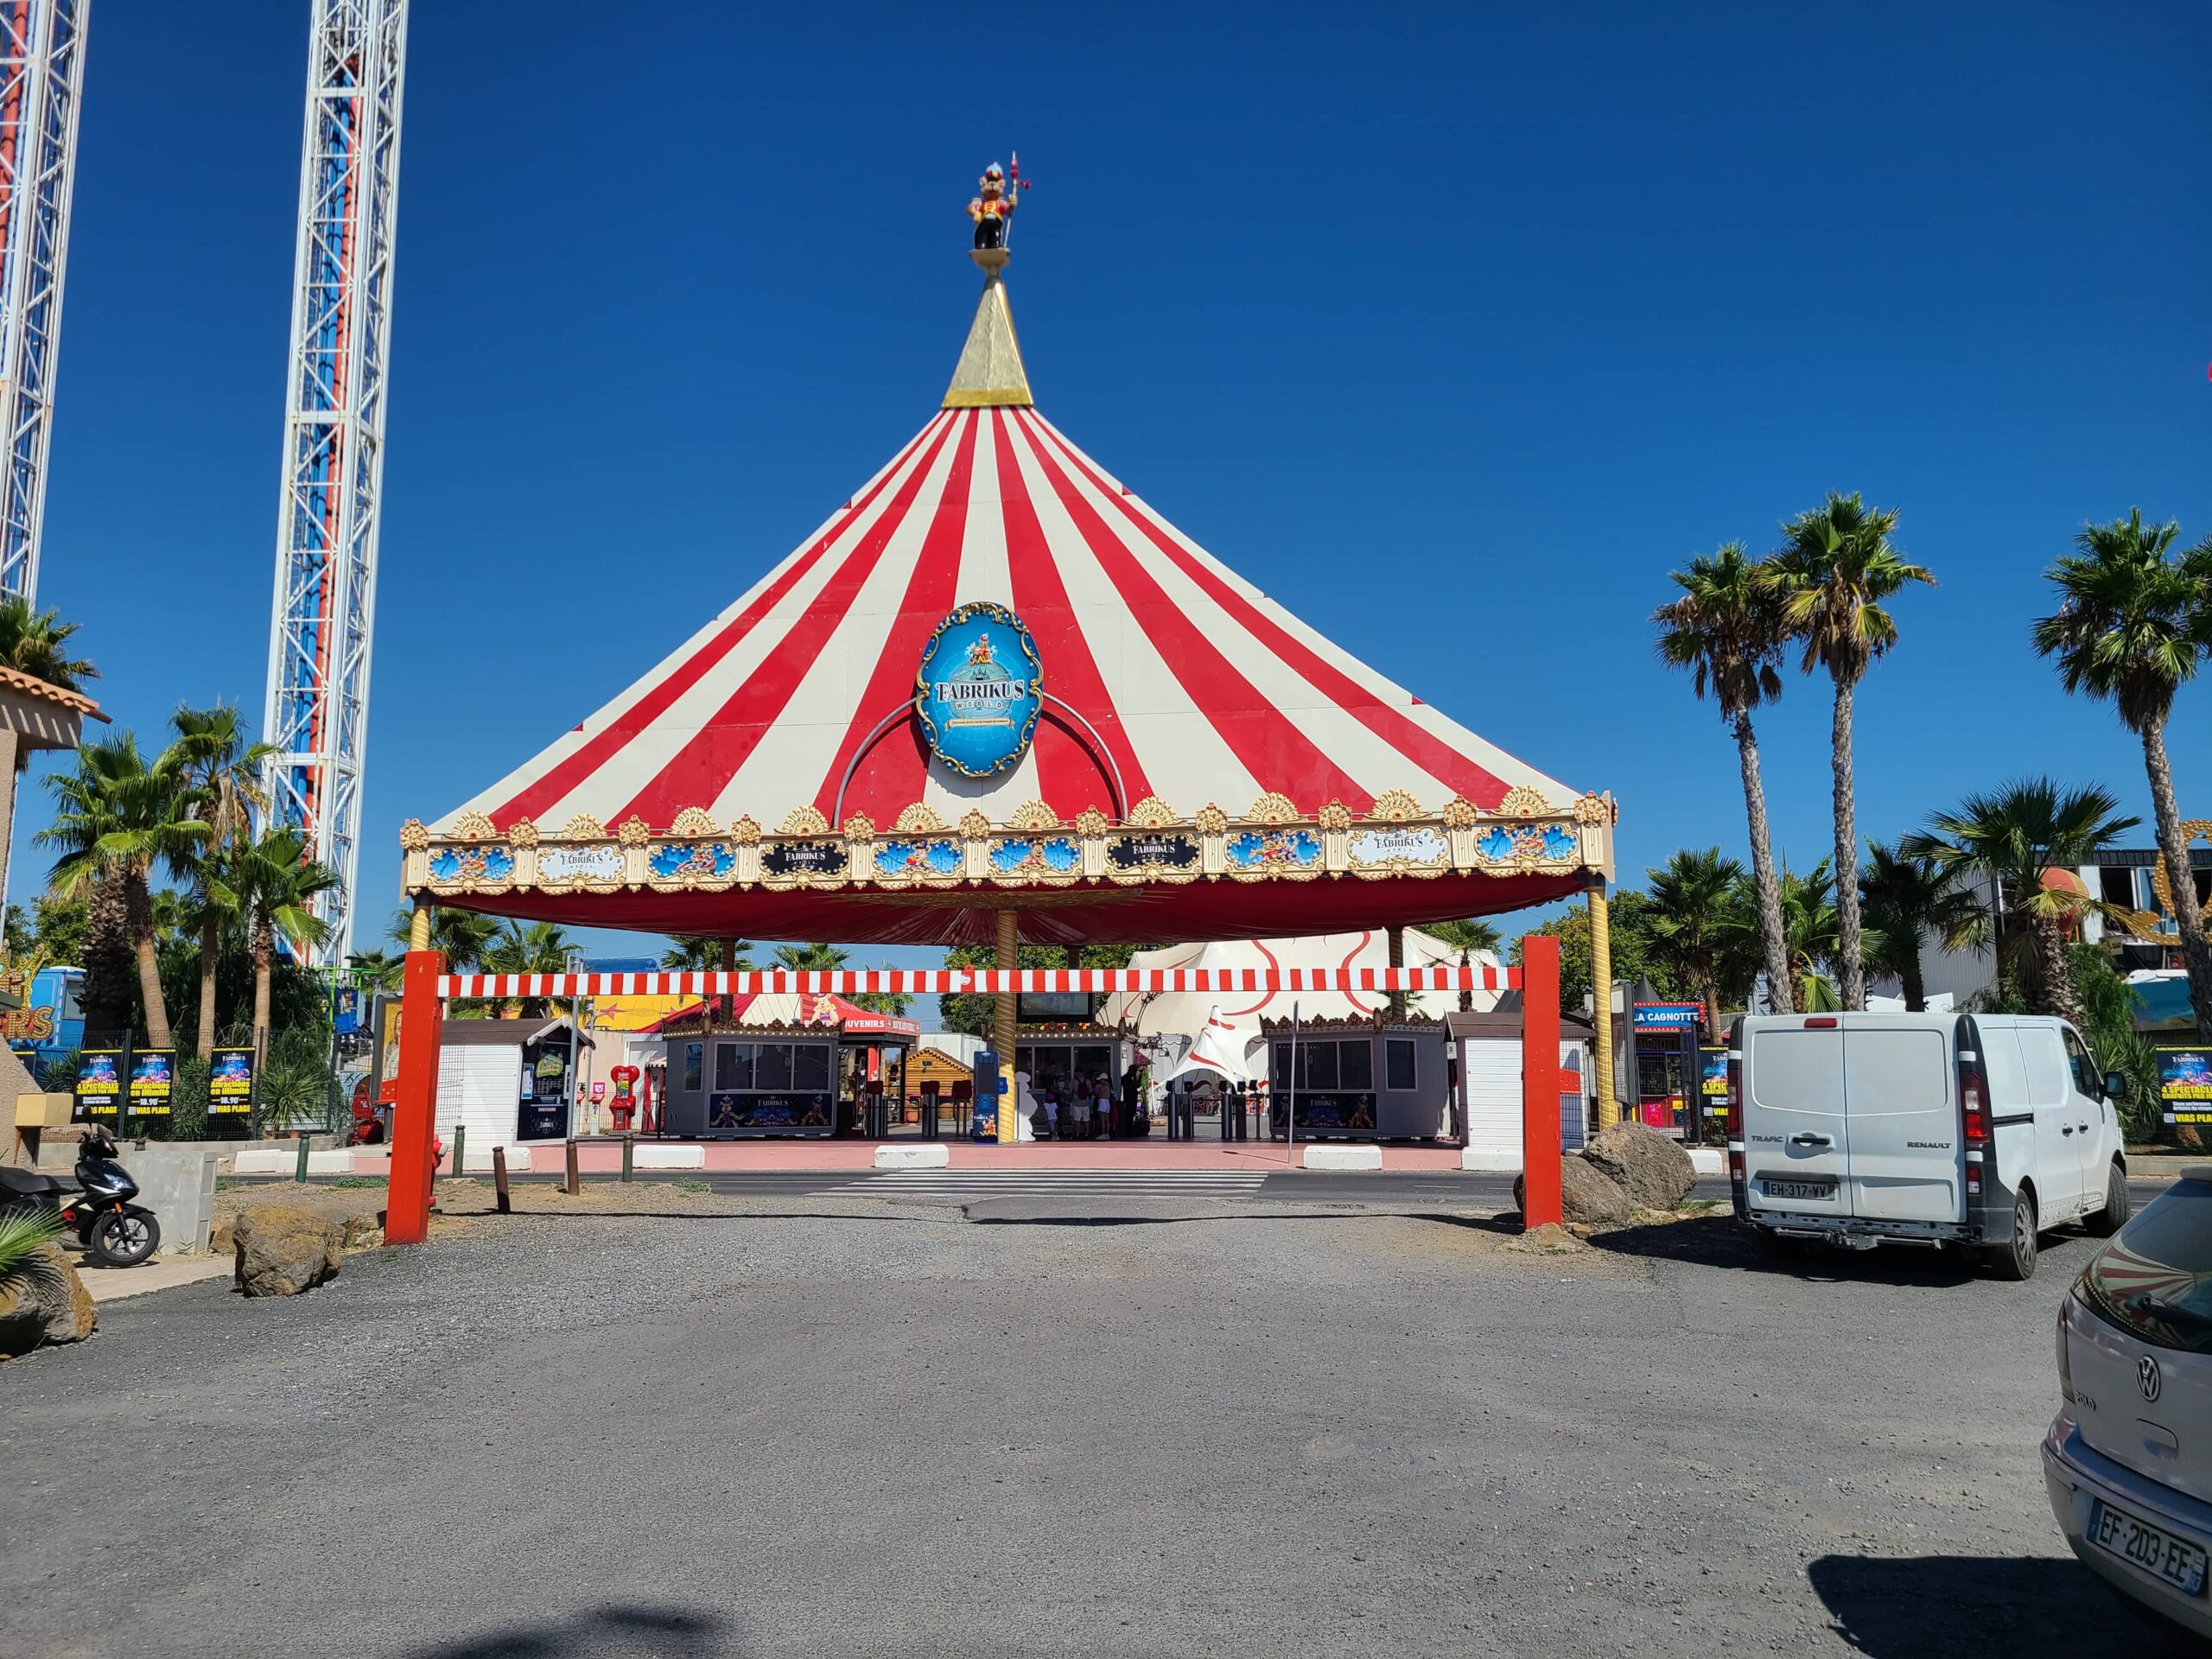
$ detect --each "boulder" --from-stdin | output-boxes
[1510,1222,1592,1255]
[1515,1156,1632,1225]
[0,1243,97,1357]
[232,1205,341,1297]
[1583,1120,1698,1211]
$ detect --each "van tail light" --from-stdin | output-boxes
[1803,1016,1838,1028]
[2056,1302,2074,1403]
[1726,1048,1745,1188]
[1959,1044,1991,1198]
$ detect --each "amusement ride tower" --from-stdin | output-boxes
[0,0,87,602]
[260,0,408,963]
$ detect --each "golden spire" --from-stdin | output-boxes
[943,256,1033,409]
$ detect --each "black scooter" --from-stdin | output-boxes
[0,1124,162,1266]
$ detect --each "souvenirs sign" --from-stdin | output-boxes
[74,1048,122,1119]
[2158,1045,2212,1128]
[209,1046,257,1116]
[914,601,1042,779]
[128,1049,175,1117]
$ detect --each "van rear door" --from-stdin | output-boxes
[1744,1020,1851,1217]
[1839,1020,1960,1224]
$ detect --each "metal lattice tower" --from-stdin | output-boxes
[0,0,87,602]
[262,0,407,964]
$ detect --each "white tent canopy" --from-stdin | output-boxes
[1102,927,1505,1049]
[1157,1009,1258,1085]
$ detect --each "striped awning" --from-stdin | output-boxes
[406,270,1609,945]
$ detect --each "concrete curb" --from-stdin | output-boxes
[876,1143,951,1170]
[634,1145,706,1170]
[233,1147,355,1176]
[1302,1144,1382,1171]
[462,1147,531,1173]
[1460,1149,1521,1172]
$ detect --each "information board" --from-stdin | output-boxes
[73,1047,122,1119]
[128,1048,175,1117]
[208,1046,257,1116]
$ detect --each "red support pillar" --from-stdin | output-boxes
[1519,933,1562,1233]
[386,947,446,1246]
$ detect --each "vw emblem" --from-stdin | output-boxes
[2139,1355,2164,1402]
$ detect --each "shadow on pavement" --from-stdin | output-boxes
[1806,1554,2192,1656]
[401,1604,731,1658]
[1586,1212,1983,1287]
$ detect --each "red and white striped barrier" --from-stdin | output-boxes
[434,964,1520,1001]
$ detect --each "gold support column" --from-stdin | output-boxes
[409,898,432,951]
[995,910,1019,1142]
[1586,878,1618,1129]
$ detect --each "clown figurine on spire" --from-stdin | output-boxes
[969,161,1017,251]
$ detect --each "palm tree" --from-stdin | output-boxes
[346,948,405,995]
[1908,779,2139,1026]
[36,734,207,1046]
[1858,839,1987,1012]
[1764,493,1936,1009]
[386,905,499,969]
[1654,542,1796,1015]
[661,933,753,1029]
[0,595,98,918]
[1428,918,1503,1012]
[1774,859,1843,1014]
[483,919,575,1017]
[213,827,335,1065]
[0,595,96,691]
[2032,510,2212,1037]
[164,704,274,1058]
[774,942,849,973]
[1643,848,1745,1036]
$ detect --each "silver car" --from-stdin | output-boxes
[2045,1170,2212,1640]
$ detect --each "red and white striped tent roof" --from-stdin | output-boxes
[425,268,1595,945]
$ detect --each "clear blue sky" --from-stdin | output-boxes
[16,1,2212,969]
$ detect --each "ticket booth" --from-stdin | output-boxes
[1629,1001,1706,1141]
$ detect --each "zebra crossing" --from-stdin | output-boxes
[826,1166,1274,1205]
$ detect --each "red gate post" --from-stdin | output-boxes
[1519,933,1562,1232]
[386,945,447,1246]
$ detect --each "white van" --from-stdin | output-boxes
[1728,1011,2130,1279]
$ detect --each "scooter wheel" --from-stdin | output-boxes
[89,1209,160,1268]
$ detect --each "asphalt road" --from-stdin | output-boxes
[1,1200,2192,1658]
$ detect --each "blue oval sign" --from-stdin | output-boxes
[915,601,1043,779]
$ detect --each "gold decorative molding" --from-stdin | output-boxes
[1367,789,1423,823]
[410,789,1613,902]
[1495,785,1554,819]
[448,810,498,842]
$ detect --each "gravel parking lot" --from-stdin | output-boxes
[0,1201,2186,1658]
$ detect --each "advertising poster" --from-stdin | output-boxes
[1700,1046,1729,1115]
[127,1048,175,1117]
[208,1046,257,1116]
[73,1047,122,1118]
[334,986,360,1036]
[2158,1045,2212,1128]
